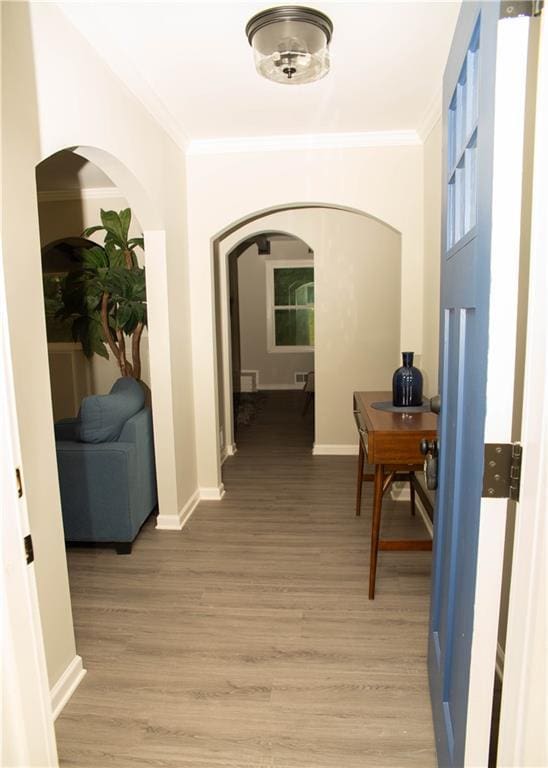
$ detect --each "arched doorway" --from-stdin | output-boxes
[212,204,402,481]
[28,144,174,719]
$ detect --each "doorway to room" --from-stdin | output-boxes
[212,204,402,480]
[225,232,316,450]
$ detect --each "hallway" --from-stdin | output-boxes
[56,391,435,767]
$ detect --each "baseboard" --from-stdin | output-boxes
[258,384,302,390]
[415,494,434,538]
[496,641,505,680]
[312,444,359,456]
[390,482,411,502]
[221,443,237,465]
[156,489,200,530]
[200,484,226,500]
[51,655,86,720]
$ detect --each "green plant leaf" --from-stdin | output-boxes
[105,241,126,268]
[119,208,131,241]
[127,237,144,250]
[82,245,108,270]
[81,225,104,238]
[100,209,126,247]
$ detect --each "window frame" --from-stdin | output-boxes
[265,259,315,354]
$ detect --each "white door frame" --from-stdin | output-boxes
[497,11,548,766]
[1,252,58,767]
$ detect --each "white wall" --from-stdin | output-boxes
[187,142,423,489]
[217,207,401,454]
[2,2,196,691]
[238,239,314,389]
[422,119,442,397]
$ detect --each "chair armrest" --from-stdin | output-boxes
[55,441,139,542]
[54,418,80,442]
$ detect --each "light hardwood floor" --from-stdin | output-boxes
[55,391,436,768]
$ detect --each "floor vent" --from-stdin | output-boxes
[240,371,258,393]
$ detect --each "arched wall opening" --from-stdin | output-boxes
[212,204,402,484]
[217,230,316,460]
[27,144,180,699]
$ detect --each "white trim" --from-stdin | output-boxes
[50,655,86,720]
[220,443,237,464]
[418,89,442,142]
[187,130,421,156]
[37,187,122,203]
[266,259,314,354]
[257,383,303,390]
[312,444,359,456]
[464,17,530,768]
[497,12,548,766]
[199,485,226,501]
[1,249,59,765]
[155,489,200,530]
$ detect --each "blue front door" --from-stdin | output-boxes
[428,3,501,766]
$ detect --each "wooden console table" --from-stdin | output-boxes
[353,391,438,599]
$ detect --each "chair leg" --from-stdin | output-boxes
[369,463,384,600]
[355,439,365,516]
[410,471,416,516]
[116,542,132,555]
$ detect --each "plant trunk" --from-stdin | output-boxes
[116,328,133,377]
[131,322,144,381]
[101,292,123,373]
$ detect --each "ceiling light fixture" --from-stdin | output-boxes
[245,6,333,85]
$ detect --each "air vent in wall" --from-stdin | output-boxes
[295,372,308,384]
[240,371,258,393]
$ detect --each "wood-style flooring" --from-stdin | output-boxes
[56,391,436,767]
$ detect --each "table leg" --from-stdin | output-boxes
[355,438,365,517]
[369,463,384,600]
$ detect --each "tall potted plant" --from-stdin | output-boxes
[55,208,147,379]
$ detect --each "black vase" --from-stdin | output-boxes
[392,351,423,407]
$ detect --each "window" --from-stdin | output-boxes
[266,260,314,352]
[447,18,480,252]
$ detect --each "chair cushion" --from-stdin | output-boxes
[77,377,145,443]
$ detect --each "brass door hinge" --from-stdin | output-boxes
[24,534,34,565]
[483,443,522,501]
[15,467,23,498]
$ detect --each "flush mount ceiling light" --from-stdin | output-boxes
[245,6,333,85]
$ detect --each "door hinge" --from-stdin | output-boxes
[24,534,34,565]
[500,1,543,19]
[15,467,23,498]
[483,443,522,501]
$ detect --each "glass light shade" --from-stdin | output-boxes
[246,7,333,85]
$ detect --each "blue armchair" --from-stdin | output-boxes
[55,377,158,554]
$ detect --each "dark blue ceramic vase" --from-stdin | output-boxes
[392,351,423,407]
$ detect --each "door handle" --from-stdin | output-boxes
[420,438,439,491]
[430,394,441,414]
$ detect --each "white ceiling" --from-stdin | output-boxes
[59,1,460,146]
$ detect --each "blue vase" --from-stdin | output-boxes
[392,351,423,407]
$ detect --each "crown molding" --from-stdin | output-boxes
[418,89,442,142]
[187,129,422,156]
[57,5,189,153]
[38,187,124,203]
